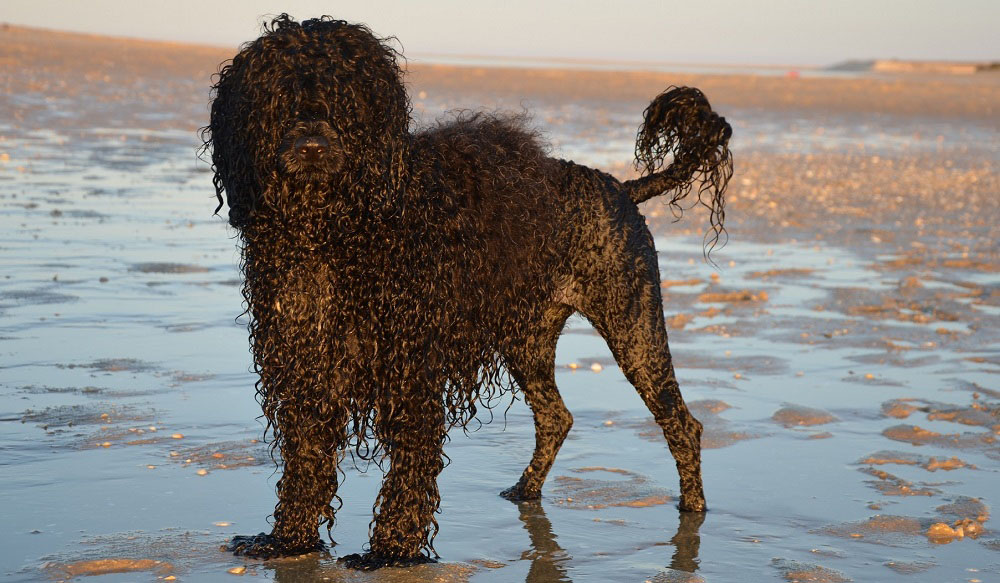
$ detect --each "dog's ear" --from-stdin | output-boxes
[209,159,251,228]
[201,112,246,227]
[203,56,260,228]
[208,145,253,229]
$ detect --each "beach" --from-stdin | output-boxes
[1,24,998,582]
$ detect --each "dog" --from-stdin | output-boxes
[203,14,731,570]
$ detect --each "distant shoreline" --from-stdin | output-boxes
[3,23,998,126]
[828,58,1000,75]
[5,22,997,78]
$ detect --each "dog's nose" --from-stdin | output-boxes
[294,135,330,164]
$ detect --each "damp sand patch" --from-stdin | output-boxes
[129,262,211,274]
[671,351,790,377]
[696,289,769,304]
[877,251,1000,274]
[771,405,837,428]
[0,288,77,307]
[882,424,997,454]
[550,467,673,510]
[45,558,173,579]
[169,440,269,472]
[817,497,989,546]
[834,288,962,325]
[169,371,216,384]
[878,394,999,457]
[38,530,231,582]
[53,358,212,388]
[883,559,935,575]
[664,304,732,330]
[858,467,940,497]
[18,402,170,450]
[646,571,706,583]
[20,403,153,431]
[163,322,212,333]
[771,558,851,583]
[660,278,704,289]
[632,399,765,450]
[16,384,104,397]
[746,268,816,280]
[881,399,919,419]
[817,514,926,546]
[883,394,999,428]
[58,358,158,373]
[858,450,976,472]
[922,499,989,546]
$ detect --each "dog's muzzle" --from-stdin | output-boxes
[294,135,331,165]
[280,122,344,178]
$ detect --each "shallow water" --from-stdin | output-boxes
[2,68,999,583]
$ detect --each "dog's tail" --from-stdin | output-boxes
[624,86,733,253]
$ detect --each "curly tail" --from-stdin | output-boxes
[624,86,733,254]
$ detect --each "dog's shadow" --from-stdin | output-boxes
[261,503,703,582]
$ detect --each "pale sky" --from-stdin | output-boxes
[3,0,997,66]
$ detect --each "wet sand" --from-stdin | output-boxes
[1,24,998,582]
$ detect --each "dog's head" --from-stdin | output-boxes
[203,15,410,228]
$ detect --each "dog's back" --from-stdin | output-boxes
[407,113,571,397]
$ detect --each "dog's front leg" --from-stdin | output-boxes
[229,405,346,559]
[340,391,446,570]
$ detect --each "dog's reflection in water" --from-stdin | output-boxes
[666,510,706,575]
[514,502,705,582]
[262,506,703,582]
[516,501,572,583]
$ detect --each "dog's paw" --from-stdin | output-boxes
[226,533,327,559]
[677,495,708,513]
[499,484,541,502]
[338,552,436,571]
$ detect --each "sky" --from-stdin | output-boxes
[3,0,998,66]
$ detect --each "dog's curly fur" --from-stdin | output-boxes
[203,14,732,569]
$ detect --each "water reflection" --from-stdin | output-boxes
[268,555,325,582]
[516,500,573,583]
[513,500,705,582]
[210,500,703,582]
[667,510,705,574]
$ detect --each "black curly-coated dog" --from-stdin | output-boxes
[203,14,732,570]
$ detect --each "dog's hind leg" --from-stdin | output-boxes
[576,239,706,512]
[229,407,346,558]
[500,303,575,501]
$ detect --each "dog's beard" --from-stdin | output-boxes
[258,180,335,235]
[254,175,389,249]
[279,152,344,181]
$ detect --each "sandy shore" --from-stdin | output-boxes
[4,23,999,119]
[2,23,998,583]
[3,23,997,260]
